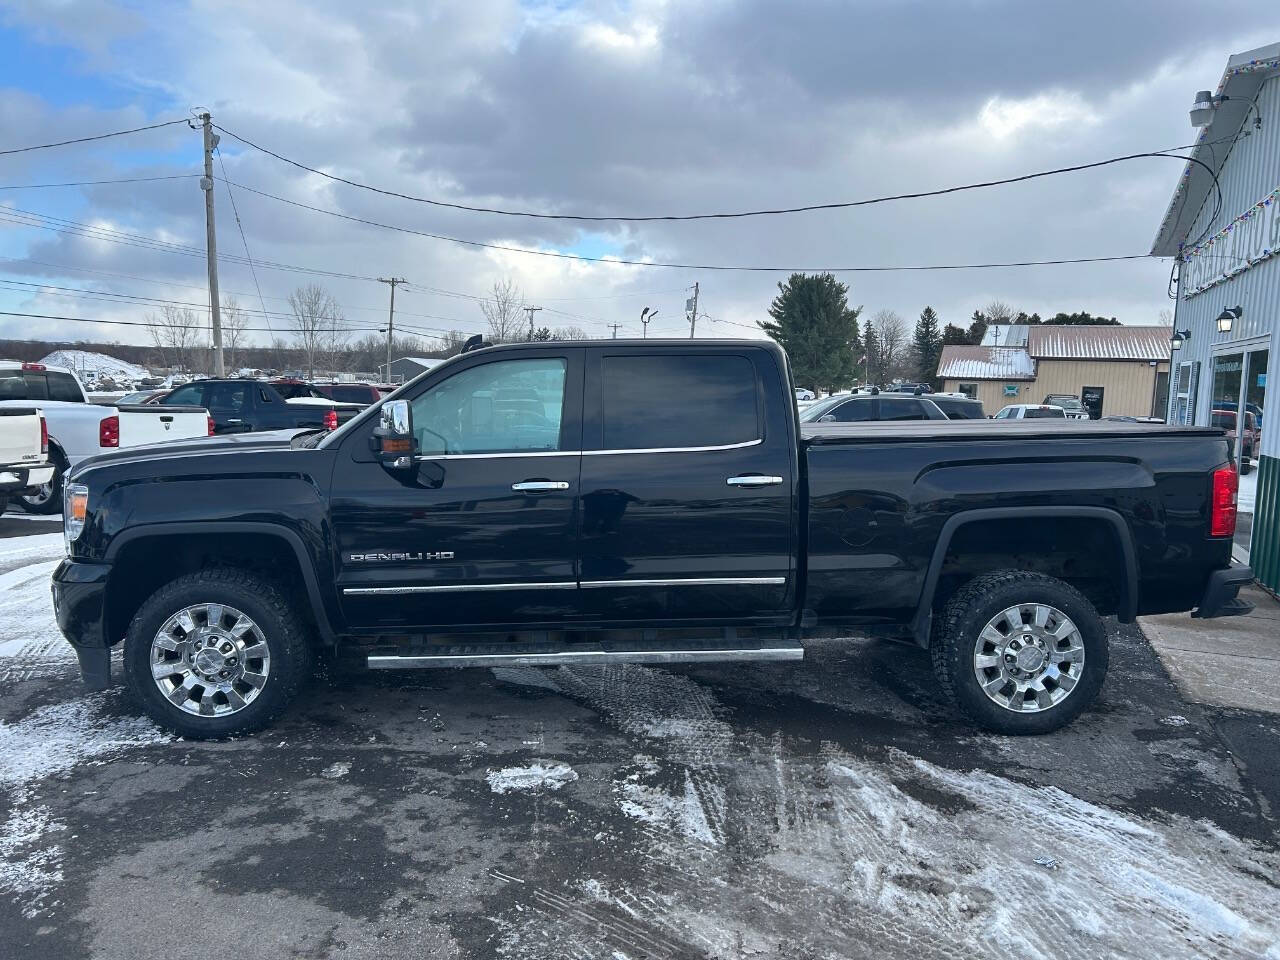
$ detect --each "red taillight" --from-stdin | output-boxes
[21,362,46,371]
[98,414,120,448]
[324,409,338,431]
[39,415,48,456]
[207,415,216,436]
[1210,463,1238,538]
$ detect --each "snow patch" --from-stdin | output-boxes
[0,696,170,789]
[487,762,578,794]
[320,761,351,779]
[0,788,66,918]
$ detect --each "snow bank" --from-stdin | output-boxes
[40,350,149,382]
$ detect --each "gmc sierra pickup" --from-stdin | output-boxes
[52,339,1253,739]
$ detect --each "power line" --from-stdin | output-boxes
[0,118,189,157]
[215,146,273,333]
[217,176,1155,273]
[215,122,1216,223]
[0,174,201,190]
[0,308,428,336]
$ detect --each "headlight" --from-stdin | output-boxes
[64,483,88,552]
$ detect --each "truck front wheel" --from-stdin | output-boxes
[122,568,313,738]
[931,571,1108,735]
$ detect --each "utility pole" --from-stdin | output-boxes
[523,305,543,340]
[199,113,224,377]
[378,277,406,380]
[608,323,623,338]
[687,282,700,339]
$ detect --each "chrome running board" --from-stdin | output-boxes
[367,643,804,670]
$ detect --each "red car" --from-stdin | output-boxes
[310,382,382,405]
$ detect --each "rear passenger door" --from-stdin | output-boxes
[577,348,796,627]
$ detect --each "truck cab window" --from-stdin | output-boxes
[602,355,758,449]
[47,372,82,402]
[410,357,566,455]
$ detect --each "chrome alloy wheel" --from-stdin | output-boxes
[973,603,1085,713]
[150,603,271,717]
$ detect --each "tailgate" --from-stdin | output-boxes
[115,404,210,446]
[0,408,43,465]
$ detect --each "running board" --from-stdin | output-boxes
[367,642,804,670]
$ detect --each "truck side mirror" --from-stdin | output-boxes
[370,399,415,470]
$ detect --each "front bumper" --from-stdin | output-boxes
[51,558,114,689]
[0,462,54,494]
[1193,564,1255,619]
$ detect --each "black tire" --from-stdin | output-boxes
[931,570,1108,735]
[122,568,314,738]
[18,448,64,514]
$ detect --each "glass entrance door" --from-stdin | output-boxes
[1242,349,1268,562]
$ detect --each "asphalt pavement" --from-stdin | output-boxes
[1,513,1278,960]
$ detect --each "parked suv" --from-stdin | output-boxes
[918,393,986,420]
[799,394,947,422]
[1042,395,1090,420]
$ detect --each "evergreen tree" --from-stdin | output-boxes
[912,306,944,386]
[942,323,972,345]
[1044,311,1120,326]
[863,324,881,385]
[759,273,861,393]
[966,309,988,345]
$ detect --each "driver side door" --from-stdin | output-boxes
[330,349,584,632]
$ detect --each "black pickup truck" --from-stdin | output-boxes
[52,339,1252,739]
[154,378,361,434]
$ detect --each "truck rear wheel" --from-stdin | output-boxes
[122,568,313,738]
[18,451,64,514]
[931,571,1108,735]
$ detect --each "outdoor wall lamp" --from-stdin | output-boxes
[1191,91,1262,130]
[1216,305,1242,333]
[1171,329,1192,350]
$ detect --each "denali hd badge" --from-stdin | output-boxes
[346,551,454,562]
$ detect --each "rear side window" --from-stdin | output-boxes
[0,370,27,400]
[602,355,758,450]
[46,371,82,402]
[205,383,251,411]
[934,398,984,420]
[878,398,929,421]
[325,385,376,403]
[1025,407,1066,419]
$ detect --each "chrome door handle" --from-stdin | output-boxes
[511,480,570,491]
[726,475,784,487]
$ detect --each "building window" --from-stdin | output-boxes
[958,383,977,399]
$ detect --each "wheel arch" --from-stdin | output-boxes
[104,521,337,647]
[910,506,1138,647]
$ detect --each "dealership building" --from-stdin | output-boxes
[1151,42,1279,589]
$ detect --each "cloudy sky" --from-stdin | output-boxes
[1,0,1278,350]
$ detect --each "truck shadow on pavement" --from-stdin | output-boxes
[4,621,1279,960]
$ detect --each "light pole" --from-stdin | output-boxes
[640,307,658,338]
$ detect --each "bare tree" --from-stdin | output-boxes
[983,299,1014,325]
[551,325,591,340]
[870,309,908,382]
[147,304,203,372]
[221,296,251,373]
[1157,308,1173,326]
[435,329,470,356]
[480,278,525,343]
[288,284,345,379]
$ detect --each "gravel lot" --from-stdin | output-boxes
[2,512,1278,960]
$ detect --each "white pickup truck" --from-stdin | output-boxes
[0,407,55,515]
[0,361,211,513]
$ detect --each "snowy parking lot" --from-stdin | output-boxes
[2,513,1279,960]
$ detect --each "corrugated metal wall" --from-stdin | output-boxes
[1035,360,1168,416]
[1172,72,1280,589]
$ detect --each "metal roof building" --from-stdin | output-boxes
[938,326,1171,420]
[1151,41,1279,590]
